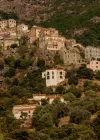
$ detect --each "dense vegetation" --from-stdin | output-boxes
[0,38,100,139]
[38,0,100,47]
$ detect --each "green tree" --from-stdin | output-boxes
[19,35,28,45]
[68,75,78,85]
[37,59,45,68]
[64,92,76,102]
[56,86,66,94]
[68,85,81,98]
[95,70,100,79]
[77,65,94,79]
[54,52,63,65]
[4,68,16,77]
[70,107,91,124]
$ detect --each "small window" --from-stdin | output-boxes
[47,76,50,79]
[47,72,50,75]
[52,76,54,79]
[60,76,63,79]
[60,72,62,75]
[96,66,98,68]
[96,62,98,64]
[52,71,54,75]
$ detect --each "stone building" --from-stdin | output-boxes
[0,38,19,50]
[85,46,100,61]
[29,25,58,44]
[17,24,29,36]
[39,33,66,50]
[0,19,16,29]
[61,40,86,67]
[7,19,16,28]
[42,68,65,87]
[0,20,8,29]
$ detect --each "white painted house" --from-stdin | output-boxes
[87,60,100,71]
[13,104,37,119]
[42,68,65,87]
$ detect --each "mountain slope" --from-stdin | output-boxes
[0,0,100,46]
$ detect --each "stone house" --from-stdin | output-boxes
[0,20,8,29]
[42,68,65,87]
[7,19,16,28]
[87,60,100,71]
[17,24,29,37]
[85,46,100,61]
[0,19,16,29]
[13,104,37,119]
[29,25,58,44]
[61,41,86,67]
[0,38,19,50]
[39,33,66,50]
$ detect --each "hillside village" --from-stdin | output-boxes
[0,18,100,107]
[0,18,100,139]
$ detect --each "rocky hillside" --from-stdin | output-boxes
[0,0,100,46]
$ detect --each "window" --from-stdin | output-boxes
[47,72,50,75]
[96,62,98,64]
[60,76,63,79]
[96,66,98,68]
[60,71,62,75]
[52,76,54,79]
[52,71,54,79]
[47,76,50,79]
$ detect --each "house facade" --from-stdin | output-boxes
[39,33,66,50]
[61,42,86,67]
[85,46,100,61]
[7,19,16,28]
[13,104,37,119]
[87,60,100,71]
[29,25,58,44]
[17,24,29,35]
[42,68,65,87]
[0,19,16,29]
[0,20,8,29]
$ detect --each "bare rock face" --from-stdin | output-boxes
[0,0,53,21]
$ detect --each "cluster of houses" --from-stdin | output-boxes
[1,19,100,119]
[0,19,29,48]
[13,94,64,119]
[1,19,100,71]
